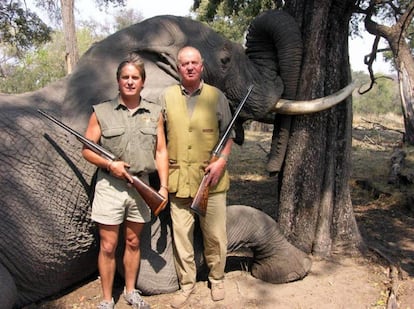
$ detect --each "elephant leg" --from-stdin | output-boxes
[0,263,17,309]
[226,205,312,284]
[266,115,292,175]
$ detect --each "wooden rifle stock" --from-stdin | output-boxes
[190,85,253,216]
[38,109,167,216]
[189,157,218,217]
[130,175,167,216]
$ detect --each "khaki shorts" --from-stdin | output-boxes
[91,169,151,225]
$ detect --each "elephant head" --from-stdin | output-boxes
[62,9,352,170]
[61,10,351,129]
[0,10,351,307]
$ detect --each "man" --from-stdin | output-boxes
[159,46,234,308]
[82,53,169,309]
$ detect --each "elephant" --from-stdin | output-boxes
[0,10,353,308]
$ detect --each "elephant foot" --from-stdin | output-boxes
[252,249,312,284]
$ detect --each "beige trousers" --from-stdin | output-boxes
[170,192,227,290]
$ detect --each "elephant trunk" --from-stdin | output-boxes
[219,10,303,120]
[246,10,303,101]
[244,10,354,117]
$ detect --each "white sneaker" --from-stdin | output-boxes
[124,289,150,309]
[97,298,115,309]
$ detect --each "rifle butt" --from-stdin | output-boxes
[190,175,209,217]
[131,176,167,216]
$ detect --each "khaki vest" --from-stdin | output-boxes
[165,84,230,198]
[94,97,161,174]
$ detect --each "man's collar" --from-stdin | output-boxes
[114,96,150,113]
[180,80,204,96]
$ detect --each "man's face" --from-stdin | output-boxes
[178,49,203,86]
[118,64,144,98]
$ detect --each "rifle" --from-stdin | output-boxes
[190,85,254,216]
[38,109,167,216]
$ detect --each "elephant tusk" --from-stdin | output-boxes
[273,82,356,115]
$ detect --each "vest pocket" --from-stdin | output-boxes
[168,163,180,193]
[139,127,157,150]
[101,127,125,156]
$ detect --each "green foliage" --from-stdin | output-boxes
[0,25,104,94]
[33,0,127,25]
[352,71,401,116]
[113,8,144,32]
[0,0,52,54]
[351,1,414,71]
[0,32,66,93]
[194,0,277,41]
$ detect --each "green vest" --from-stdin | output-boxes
[165,84,230,198]
[94,97,161,174]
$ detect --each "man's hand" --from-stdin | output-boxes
[108,161,133,183]
[205,157,227,186]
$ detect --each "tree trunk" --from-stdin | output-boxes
[393,28,414,144]
[364,1,414,145]
[399,60,414,144]
[396,3,414,144]
[279,0,363,257]
[60,0,79,74]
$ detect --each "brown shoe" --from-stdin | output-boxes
[170,287,195,308]
[211,282,225,301]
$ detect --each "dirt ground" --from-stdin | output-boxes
[32,117,414,309]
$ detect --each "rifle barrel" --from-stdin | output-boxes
[190,85,254,216]
[37,109,116,161]
[212,84,253,156]
[38,109,167,216]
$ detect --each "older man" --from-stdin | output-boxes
[159,46,234,308]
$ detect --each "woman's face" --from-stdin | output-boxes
[118,63,144,98]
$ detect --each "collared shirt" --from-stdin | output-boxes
[93,96,162,174]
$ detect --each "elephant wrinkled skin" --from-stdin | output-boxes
[0,10,328,308]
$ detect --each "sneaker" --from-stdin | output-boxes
[170,286,195,308]
[97,298,115,309]
[211,282,225,301]
[124,289,150,309]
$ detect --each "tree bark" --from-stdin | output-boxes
[399,58,414,144]
[279,0,364,257]
[60,0,79,74]
[364,1,414,144]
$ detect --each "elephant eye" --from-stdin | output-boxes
[221,56,230,65]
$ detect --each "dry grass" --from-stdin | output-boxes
[227,115,414,222]
[227,115,414,287]
[226,129,277,217]
[351,114,414,204]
